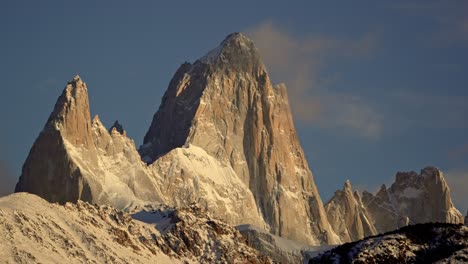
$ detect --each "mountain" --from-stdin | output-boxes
[361,167,463,233]
[308,223,468,264]
[140,32,338,245]
[325,167,463,244]
[0,192,270,263]
[325,180,377,243]
[15,33,339,245]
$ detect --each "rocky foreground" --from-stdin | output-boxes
[309,223,468,264]
[0,193,271,264]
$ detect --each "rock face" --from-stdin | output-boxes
[465,211,468,226]
[15,33,339,245]
[325,180,377,243]
[0,192,271,264]
[308,223,468,264]
[140,32,338,245]
[15,76,100,204]
[326,167,463,243]
[361,167,464,233]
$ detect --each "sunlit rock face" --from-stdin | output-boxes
[361,167,464,233]
[325,180,377,243]
[16,33,340,245]
[141,33,339,245]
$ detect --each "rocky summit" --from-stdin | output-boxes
[15,33,339,245]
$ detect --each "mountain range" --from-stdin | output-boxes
[7,32,466,263]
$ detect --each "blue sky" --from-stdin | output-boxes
[1,1,467,213]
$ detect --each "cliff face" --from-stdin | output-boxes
[15,33,339,245]
[141,33,338,245]
[325,180,377,243]
[15,76,99,204]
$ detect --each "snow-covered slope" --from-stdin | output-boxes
[0,193,271,264]
[308,223,468,264]
[237,224,334,264]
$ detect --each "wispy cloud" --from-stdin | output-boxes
[246,21,381,140]
[0,160,15,197]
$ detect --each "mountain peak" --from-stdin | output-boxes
[344,179,352,190]
[44,76,92,146]
[109,120,124,135]
[222,32,252,45]
[68,75,83,84]
[198,32,261,68]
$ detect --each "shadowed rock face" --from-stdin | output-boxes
[361,167,464,233]
[325,180,377,243]
[141,33,339,245]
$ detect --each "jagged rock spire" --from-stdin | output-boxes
[362,167,464,234]
[15,75,97,203]
[109,120,125,135]
[45,75,94,147]
[140,32,339,245]
[325,179,377,242]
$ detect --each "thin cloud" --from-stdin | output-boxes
[246,21,381,140]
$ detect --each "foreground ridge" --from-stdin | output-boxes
[309,222,468,264]
[0,193,271,263]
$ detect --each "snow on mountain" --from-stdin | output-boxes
[15,32,339,246]
[237,224,334,263]
[0,192,271,263]
[308,222,468,264]
[140,32,339,245]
